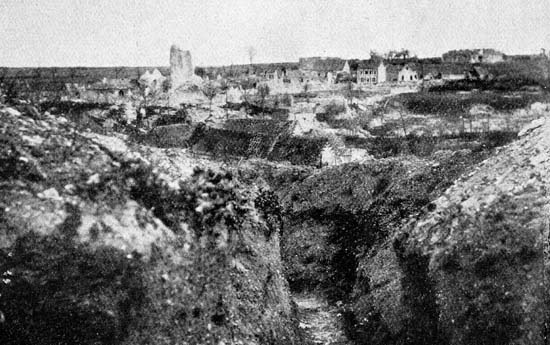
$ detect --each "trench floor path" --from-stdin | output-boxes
[294,294,352,345]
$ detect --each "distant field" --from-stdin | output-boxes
[0,66,170,83]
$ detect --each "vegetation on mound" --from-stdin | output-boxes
[269,136,327,166]
[347,113,550,344]
[409,193,545,345]
[189,125,327,166]
[429,78,543,92]
[222,101,290,117]
[151,107,190,126]
[0,234,145,345]
[345,131,517,158]
[315,101,347,124]
[224,118,292,136]
[390,92,550,117]
[0,105,306,345]
[127,165,252,241]
[1,161,304,345]
[345,149,501,344]
[39,100,112,114]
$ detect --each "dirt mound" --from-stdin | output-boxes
[349,112,550,345]
[0,104,305,344]
[272,149,486,303]
[398,112,550,344]
[138,123,196,148]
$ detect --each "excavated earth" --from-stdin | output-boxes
[0,104,306,345]
[400,115,550,344]
[244,108,550,345]
[349,113,550,345]
[2,99,550,345]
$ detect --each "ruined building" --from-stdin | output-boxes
[170,44,196,90]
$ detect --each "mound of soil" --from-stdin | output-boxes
[0,103,305,345]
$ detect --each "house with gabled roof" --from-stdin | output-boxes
[398,64,419,82]
[356,60,381,85]
[81,78,134,102]
[384,64,402,83]
[298,57,350,82]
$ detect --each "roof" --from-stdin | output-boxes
[139,69,166,84]
[285,70,305,78]
[356,60,381,70]
[200,62,299,79]
[299,57,348,72]
[385,64,404,74]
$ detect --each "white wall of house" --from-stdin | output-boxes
[398,65,418,82]
[342,61,351,74]
[357,68,378,84]
[327,72,335,84]
[377,63,387,83]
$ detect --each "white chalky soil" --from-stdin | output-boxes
[294,294,351,345]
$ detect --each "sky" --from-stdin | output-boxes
[1,0,549,67]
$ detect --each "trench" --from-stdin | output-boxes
[294,293,352,345]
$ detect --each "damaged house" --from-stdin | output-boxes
[298,57,350,83]
[398,63,419,82]
[79,78,134,103]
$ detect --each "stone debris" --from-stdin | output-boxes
[3,107,21,116]
[86,173,101,185]
[518,116,546,137]
[530,102,549,113]
[37,187,61,200]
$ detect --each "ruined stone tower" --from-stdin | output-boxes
[170,44,194,90]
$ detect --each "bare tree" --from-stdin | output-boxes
[247,46,256,65]
[240,78,255,104]
[386,49,410,61]
[68,68,78,83]
[257,83,270,115]
[219,79,231,119]
[114,67,124,80]
[201,81,219,121]
[50,68,61,101]
[303,82,310,103]
[370,50,383,60]
[398,108,408,137]
[135,82,149,127]
[0,69,17,104]
[346,79,354,106]
[135,77,163,127]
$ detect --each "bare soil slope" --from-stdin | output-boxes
[0,104,305,345]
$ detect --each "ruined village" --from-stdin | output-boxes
[3,2,550,345]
